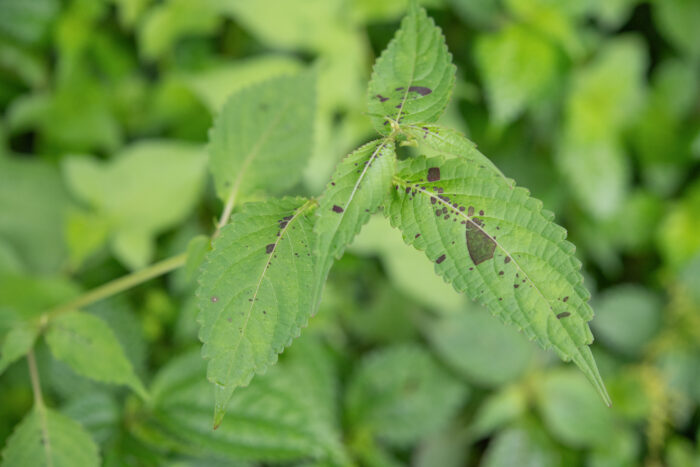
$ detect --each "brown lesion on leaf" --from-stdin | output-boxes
[408,86,432,96]
[332,205,344,213]
[427,167,440,182]
[556,312,571,319]
[465,220,496,265]
[265,244,275,254]
[436,254,446,264]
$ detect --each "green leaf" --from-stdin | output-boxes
[468,386,528,440]
[148,337,348,463]
[367,6,455,134]
[481,421,561,467]
[474,23,560,126]
[314,139,396,301]
[197,197,318,427]
[591,285,662,356]
[208,72,316,205]
[45,311,147,398]
[1,406,100,467]
[536,369,617,448]
[345,344,466,446]
[0,322,38,375]
[62,392,120,445]
[184,235,210,281]
[556,36,646,219]
[386,155,611,405]
[0,0,58,45]
[186,55,302,113]
[427,304,534,387]
[400,123,507,182]
[0,157,69,274]
[62,140,207,270]
[653,0,700,59]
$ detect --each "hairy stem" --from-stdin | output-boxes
[45,253,187,321]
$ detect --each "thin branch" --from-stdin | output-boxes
[27,350,53,467]
[45,252,187,321]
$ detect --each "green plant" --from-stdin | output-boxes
[6,2,669,466]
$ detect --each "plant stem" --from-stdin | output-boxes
[46,252,187,320]
[213,187,238,239]
[28,350,53,465]
[27,350,44,408]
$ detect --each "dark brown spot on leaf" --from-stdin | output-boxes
[332,205,344,213]
[563,296,569,302]
[468,206,474,216]
[465,221,496,265]
[505,256,511,263]
[556,312,571,319]
[211,296,219,303]
[266,244,275,254]
[376,94,389,102]
[427,167,440,182]
[436,254,446,264]
[408,86,432,96]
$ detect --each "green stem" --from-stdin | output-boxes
[45,253,187,321]
[28,349,53,465]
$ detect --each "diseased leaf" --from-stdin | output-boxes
[45,311,147,398]
[385,155,610,405]
[314,139,396,304]
[1,406,100,467]
[147,336,348,464]
[197,197,318,427]
[208,72,316,205]
[0,322,38,375]
[367,6,455,133]
[345,344,466,446]
[400,123,507,181]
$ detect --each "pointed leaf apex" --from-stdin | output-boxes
[574,346,612,407]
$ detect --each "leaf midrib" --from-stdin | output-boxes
[220,199,315,384]
[394,176,589,354]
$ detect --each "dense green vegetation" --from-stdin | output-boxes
[1,0,699,466]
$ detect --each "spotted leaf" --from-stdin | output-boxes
[197,197,317,427]
[366,5,455,134]
[385,155,610,405]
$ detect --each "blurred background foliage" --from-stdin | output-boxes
[0,0,699,465]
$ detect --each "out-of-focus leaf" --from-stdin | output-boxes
[556,36,646,219]
[1,405,100,467]
[657,180,700,270]
[45,311,148,398]
[345,344,466,446]
[147,337,348,464]
[62,392,120,445]
[62,140,207,270]
[427,305,535,387]
[138,0,220,60]
[184,235,209,282]
[0,0,59,44]
[653,0,700,59]
[0,157,69,274]
[185,56,302,113]
[591,285,662,356]
[475,23,561,126]
[588,428,639,467]
[367,6,455,134]
[469,385,528,440]
[208,72,315,204]
[481,420,562,467]
[536,369,617,448]
[0,323,37,376]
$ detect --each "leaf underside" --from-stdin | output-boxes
[367,6,455,134]
[197,197,318,427]
[385,155,610,405]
